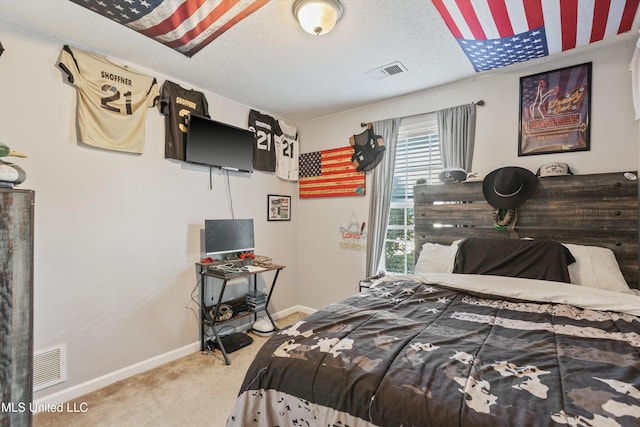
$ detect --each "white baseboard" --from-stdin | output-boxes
[273,304,317,317]
[32,341,199,410]
[32,305,316,409]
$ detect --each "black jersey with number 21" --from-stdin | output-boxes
[248,109,277,172]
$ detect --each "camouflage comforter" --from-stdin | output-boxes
[227,275,640,426]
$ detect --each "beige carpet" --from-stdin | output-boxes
[34,312,307,427]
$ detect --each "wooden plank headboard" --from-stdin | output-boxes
[413,171,639,289]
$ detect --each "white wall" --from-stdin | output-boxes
[296,39,639,309]
[0,19,299,400]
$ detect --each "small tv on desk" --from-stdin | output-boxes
[205,219,254,257]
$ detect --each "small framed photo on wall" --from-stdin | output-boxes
[518,62,591,156]
[268,195,291,221]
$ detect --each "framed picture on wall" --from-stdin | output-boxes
[267,195,291,221]
[518,62,591,156]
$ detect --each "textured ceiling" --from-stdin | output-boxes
[1,0,638,123]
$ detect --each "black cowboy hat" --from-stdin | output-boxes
[482,166,538,209]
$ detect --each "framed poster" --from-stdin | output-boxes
[268,195,291,221]
[518,62,591,156]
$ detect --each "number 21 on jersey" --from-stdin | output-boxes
[256,130,272,151]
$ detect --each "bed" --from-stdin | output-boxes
[227,171,640,427]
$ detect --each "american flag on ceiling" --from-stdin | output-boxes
[69,0,270,57]
[432,0,640,72]
[299,147,365,199]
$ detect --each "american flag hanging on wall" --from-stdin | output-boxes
[69,0,270,57]
[432,0,640,72]
[299,147,366,199]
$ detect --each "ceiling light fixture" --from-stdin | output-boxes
[292,0,344,36]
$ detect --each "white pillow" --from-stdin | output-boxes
[562,243,633,294]
[415,242,458,274]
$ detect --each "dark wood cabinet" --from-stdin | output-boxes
[1,188,35,427]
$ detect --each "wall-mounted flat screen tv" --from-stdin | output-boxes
[186,114,254,173]
[205,219,255,256]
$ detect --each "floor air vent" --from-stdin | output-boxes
[366,61,408,79]
[33,344,67,391]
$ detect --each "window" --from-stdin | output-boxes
[384,114,441,274]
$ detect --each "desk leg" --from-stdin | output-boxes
[199,267,206,352]
[263,269,281,331]
[252,274,258,324]
[211,327,230,365]
[211,279,231,365]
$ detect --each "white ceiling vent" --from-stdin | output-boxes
[366,61,408,79]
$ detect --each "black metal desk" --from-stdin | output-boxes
[196,263,284,365]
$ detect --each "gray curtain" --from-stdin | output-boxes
[365,118,400,277]
[437,103,477,171]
